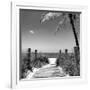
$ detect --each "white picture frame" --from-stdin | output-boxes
[11,1,88,89]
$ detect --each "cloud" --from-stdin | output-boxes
[40,12,62,23]
[29,30,35,34]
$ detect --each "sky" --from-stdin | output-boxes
[20,9,80,52]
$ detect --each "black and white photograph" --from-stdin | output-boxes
[19,9,80,80]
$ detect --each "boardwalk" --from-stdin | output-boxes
[33,64,66,78]
[25,58,68,80]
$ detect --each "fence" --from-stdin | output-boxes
[27,47,80,63]
[20,46,80,79]
[57,46,80,76]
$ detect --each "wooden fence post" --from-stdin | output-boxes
[59,50,61,54]
[27,48,31,61]
[74,46,80,75]
[58,50,62,58]
[65,49,68,54]
[74,47,80,64]
[35,49,37,59]
[27,48,33,71]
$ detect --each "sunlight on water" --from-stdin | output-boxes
[48,58,56,65]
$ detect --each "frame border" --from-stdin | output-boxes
[11,1,88,88]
